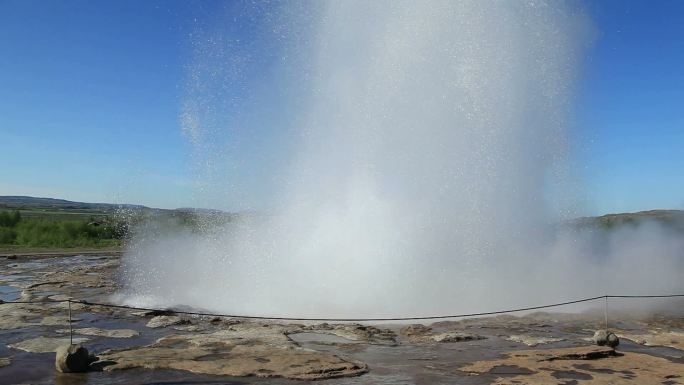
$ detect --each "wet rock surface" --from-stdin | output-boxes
[9,336,90,353]
[423,331,486,343]
[400,323,486,343]
[303,323,397,345]
[145,315,185,328]
[460,345,684,384]
[96,327,368,380]
[506,334,565,346]
[1,254,683,384]
[615,329,684,350]
[56,327,139,338]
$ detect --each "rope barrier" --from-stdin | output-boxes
[2,293,683,322]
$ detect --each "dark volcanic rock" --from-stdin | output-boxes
[606,332,620,348]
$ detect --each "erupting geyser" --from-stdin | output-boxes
[119,1,684,317]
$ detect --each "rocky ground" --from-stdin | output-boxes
[0,254,682,384]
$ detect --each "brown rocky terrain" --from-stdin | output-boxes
[1,253,682,384]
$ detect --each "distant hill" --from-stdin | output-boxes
[0,196,230,216]
[0,196,147,212]
[1,195,681,231]
[574,209,684,232]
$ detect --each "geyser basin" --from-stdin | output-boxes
[119,1,684,318]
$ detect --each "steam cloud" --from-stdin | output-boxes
[118,1,684,318]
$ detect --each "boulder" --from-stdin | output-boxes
[606,332,620,348]
[55,344,94,373]
[593,329,619,348]
[593,329,608,346]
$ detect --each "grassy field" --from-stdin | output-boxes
[0,209,125,252]
[0,196,234,253]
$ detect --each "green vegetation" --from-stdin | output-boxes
[571,209,684,234]
[0,209,125,249]
[6,195,677,254]
[0,210,21,227]
[0,196,236,252]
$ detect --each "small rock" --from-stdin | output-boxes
[55,344,95,373]
[146,315,186,328]
[606,332,620,348]
[593,329,619,348]
[19,291,34,302]
[400,324,432,336]
[317,322,333,330]
[593,329,609,346]
[430,332,485,343]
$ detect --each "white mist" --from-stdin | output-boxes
[118,1,683,318]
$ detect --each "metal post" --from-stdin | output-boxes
[604,296,608,330]
[68,300,73,345]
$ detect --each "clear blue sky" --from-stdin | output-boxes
[577,0,684,214]
[0,0,682,214]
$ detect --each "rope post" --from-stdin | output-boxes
[604,295,608,330]
[67,300,73,345]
